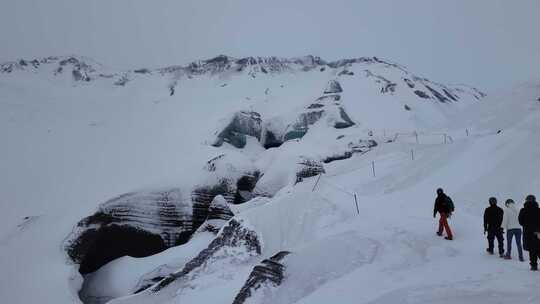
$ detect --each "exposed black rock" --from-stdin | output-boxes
[232,251,291,304]
[403,78,415,88]
[72,69,91,82]
[261,129,283,149]
[64,188,193,274]
[443,88,458,101]
[195,195,235,234]
[335,108,355,129]
[327,57,375,68]
[234,172,261,204]
[134,68,150,74]
[381,82,397,94]
[307,103,324,109]
[324,80,343,94]
[338,70,354,76]
[132,196,237,294]
[191,180,236,229]
[425,85,449,103]
[414,90,431,99]
[212,111,262,149]
[284,110,324,141]
[323,139,377,164]
[349,139,378,152]
[295,158,325,184]
[404,104,411,111]
[315,94,341,103]
[258,94,354,149]
[323,151,353,163]
[149,218,262,293]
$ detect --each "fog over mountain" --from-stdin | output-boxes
[1,0,540,90]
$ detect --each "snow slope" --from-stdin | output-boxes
[1,55,539,304]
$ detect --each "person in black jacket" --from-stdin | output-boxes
[433,188,454,240]
[484,197,505,257]
[518,194,540,271]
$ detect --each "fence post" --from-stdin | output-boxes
[466,128,469,137]
[371,161,376,177]
[414,131,419,144]
[443,134,447,144]
[411,149,414,161]
[354,193,360,215]
[312,173,322,192]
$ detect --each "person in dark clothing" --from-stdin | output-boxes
[484,197,505,257]
[518,194,540,271]
[433,188,454,240]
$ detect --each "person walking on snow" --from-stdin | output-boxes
[433,188,454,240]
[502,199,524,261]
[484,197,505,257]
[518,194,540,271]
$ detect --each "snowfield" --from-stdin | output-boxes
[0,55,539,304]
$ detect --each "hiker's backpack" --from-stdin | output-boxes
[446,196,455,212]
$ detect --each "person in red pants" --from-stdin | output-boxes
[433,188,454,240]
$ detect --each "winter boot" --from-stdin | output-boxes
[531,265,538,271]
[444,236,453,240]
[519,257,525,262]
[436,232,443,236]
[486,248,494,255]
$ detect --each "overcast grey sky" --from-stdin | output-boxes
[1,0,539,90]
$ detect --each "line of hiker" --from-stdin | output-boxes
[433,189,540,271]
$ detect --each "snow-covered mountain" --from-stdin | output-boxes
[1,54,539,304]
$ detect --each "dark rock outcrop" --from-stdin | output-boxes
[212,111,262,149]
[195,195,235,234]
[315,94,341,103]
[324,80,343,94]
[414,90,431,99]
[64,188,192,274]
[191,180,236,229]
[323,139,377,164]
[258,94,354,148]
[132,195,236,294]
[232,251,291,304]
[323,151,354,163]
[349,139,378,152]
[403,78,415,88]
[424,85,449,103]
[234,172,261,204]
[338,70,354,76]
[149,218,262,293]
[295,158,325,184]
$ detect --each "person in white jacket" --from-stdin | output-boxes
[502,199,524,261]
